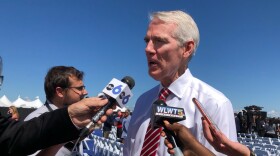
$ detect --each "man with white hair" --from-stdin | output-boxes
[124,10,236,156]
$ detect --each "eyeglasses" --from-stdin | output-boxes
[67,85,86,92]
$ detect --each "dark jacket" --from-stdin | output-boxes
[0,107,80,156]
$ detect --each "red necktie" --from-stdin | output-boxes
[140,88,171,156]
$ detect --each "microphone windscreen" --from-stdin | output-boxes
[121,76,135,89]
[97,93,107,99]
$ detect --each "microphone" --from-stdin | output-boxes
[151,99,186,129]
[79,76,135,137]
[151,99,185,156]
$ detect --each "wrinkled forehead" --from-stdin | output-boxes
[148,18,177,28]
[146,19,177,37]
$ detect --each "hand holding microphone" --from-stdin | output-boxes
[79,76,135,138]
[162,98,217,156]
[151,99,186,156]
[67,97,111,128]
[92,76,134,123]
[70,76,135,152]
[162,120,215,156]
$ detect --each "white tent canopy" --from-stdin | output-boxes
[0,95,43,108]
[0,100,8,107]
[13,96,29,108]
[0,95,12,106]
[0,95,131,111]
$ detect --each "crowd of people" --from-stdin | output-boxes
[102,109,132,143]
[235,110,280,138]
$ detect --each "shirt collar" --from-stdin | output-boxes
[160,69,193,99]
[45,100,59,109]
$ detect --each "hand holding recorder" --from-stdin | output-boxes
[193,98,250,156]
[202,118,250,156]
[192,98,220,132]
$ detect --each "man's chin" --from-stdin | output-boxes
[149,71,161,81]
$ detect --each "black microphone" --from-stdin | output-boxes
[151,99,185,156]
[151,99,186,128]
[79,76,135,137]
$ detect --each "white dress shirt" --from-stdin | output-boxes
[123,69,237,156]
[24,103,58,121]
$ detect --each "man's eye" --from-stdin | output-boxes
[144,38,149,43]
[154,38,166,43]
[76,86,85,91]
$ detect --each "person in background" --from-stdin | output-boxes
[234,113,241,133]
[246,111,254,133]
[276,123,280,137]
[7,106,20,121]
[102,114,115,139]
[121,109,131,143]
[256,114,266,137]
[124,10,236,156]
[239,111,248,133]
[25,66,88,156]
[114,110,123,140]
[264,118,277,138]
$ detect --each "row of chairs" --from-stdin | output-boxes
[238,132,280,140]
[243,143,279,156]
[241,141,280,156]
[253,149,272,156]
[238,133,280,155]
[238,132,280,144]
[84,131,280,155]
[82,134,123,156]
[91,126,118,140]
[108,126,117,141]
[238,133,258,139]
[239,137,280,145]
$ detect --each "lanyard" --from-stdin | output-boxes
[45,100,81,155]
[44,100,54,112]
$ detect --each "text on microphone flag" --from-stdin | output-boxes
[155,106,185,119]
[102,78,133,107]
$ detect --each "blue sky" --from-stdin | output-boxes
[1,0,280,116]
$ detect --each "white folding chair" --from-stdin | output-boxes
[253,149,269,156]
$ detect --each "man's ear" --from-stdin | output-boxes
[56,87,65,98]
[182,40,195,59]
